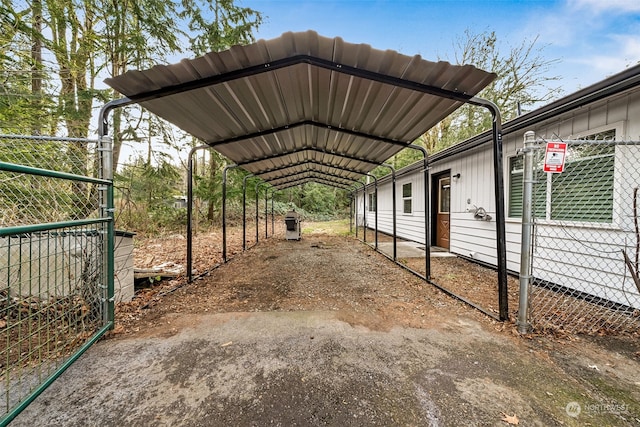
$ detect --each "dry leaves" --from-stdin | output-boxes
[501,412,519,425]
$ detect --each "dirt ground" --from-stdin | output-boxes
[10,222,640,426]
[116,221,520,335]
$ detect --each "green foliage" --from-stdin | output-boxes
[114,156,184,231]
[272,183,351,221]
[1,0,263,148]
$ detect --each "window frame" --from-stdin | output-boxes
[438,177,450,214]
[402,182,412,215]
[368,192,376,212]
[508,122,622,224]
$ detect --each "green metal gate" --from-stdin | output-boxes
[0,135,114,425]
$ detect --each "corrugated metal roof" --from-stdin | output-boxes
[105,30,496,188]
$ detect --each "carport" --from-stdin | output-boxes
[99,30,508,320]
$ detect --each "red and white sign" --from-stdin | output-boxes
[543,142,567,173]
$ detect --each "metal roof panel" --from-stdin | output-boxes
[105,31,496,186]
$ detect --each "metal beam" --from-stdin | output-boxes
[275,176,357,188]
[122,54,475,110]
[270,173,358,190]
[265,169,359,187]
[236,146,382,169]
[256,159,367,180]
[275,177,352,191]
[206,120,410,149]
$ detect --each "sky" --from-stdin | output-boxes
[242,0,640,97]
[117,0,640,164]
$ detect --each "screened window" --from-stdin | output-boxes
[508,133,615,223]
[402,183,412,214]
[550,144,614,222]
[368,192,376,212]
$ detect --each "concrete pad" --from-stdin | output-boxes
[11,311,634,426]
[375,241,456,258]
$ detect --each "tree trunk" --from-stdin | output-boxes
[31,0,43,135]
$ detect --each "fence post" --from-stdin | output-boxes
[518,130,536,334]
[98,135,114,326]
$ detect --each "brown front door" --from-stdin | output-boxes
[436,176,451,249]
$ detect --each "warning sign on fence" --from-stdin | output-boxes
[543,141,567,173]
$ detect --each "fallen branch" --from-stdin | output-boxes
[622,250,640,294]
[134,268,180,280]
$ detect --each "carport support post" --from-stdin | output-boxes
[264,186,268,239]
[361,182,367,243]
[242,174,254,251]
[381,163,397,261]
[365,175,379,250]
[406,144,431,279]
[222,164,238,262]
[518,131,536,333]
[349,195,353,234]
[270,189,275,236]
[470,96,508,321]
[374,178,378,250]
[255,181,261,243]
[187,144,211,282]
[363,174,379,250]
[354,189,359,238]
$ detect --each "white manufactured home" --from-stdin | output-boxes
[356,64,640,310]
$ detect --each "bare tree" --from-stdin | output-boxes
[423,29,563,153]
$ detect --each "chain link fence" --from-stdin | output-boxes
[0,135,113,424]
[0,135,100,226]
[522,137,640,334]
